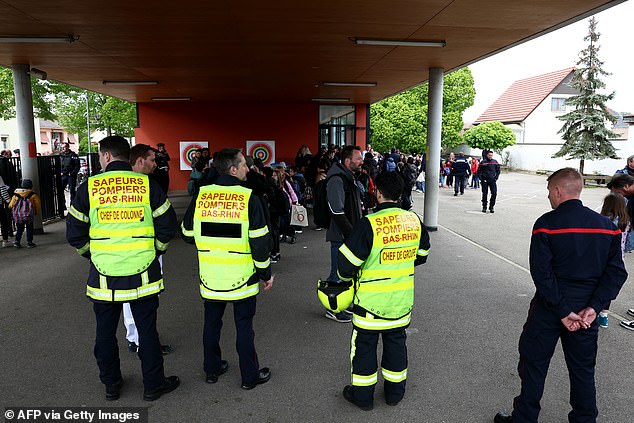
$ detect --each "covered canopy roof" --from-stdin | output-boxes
[0,0,625,104]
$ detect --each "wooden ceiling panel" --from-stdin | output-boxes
[0,0,624,104]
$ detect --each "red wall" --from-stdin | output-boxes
[135,101,368,192]
[355,104,368,150]
[135,102,318,191]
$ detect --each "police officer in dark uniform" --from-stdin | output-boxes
[60,142,80,206]
[495,168,627,423]
[66,136,180,401]
[337,171,430,410]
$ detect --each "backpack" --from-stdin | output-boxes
[312,179,330,229]
[12,192,34,224]
[187,170,204,196]
[402,165,417,186]
[312,174,348,229]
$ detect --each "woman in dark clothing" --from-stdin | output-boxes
[262,167,284,262]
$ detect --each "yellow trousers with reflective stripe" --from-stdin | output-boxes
[349,328,408,406]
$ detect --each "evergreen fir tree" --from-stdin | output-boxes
[552,17,618,175]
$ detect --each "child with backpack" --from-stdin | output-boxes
[8,178,40,248]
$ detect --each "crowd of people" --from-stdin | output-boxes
[1,135,629,420]
[184,144,430,265]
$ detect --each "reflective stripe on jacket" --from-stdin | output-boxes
[87,171,155,278]
[340,207,422,330]
[193,184,259,301]
[86,267,164,302]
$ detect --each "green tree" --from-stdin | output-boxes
[462,121,516,154]
[0,66,63,121]
[0,66,136,154]
[55,90,136,153]
[552,17,618,174]
[370,67,475,153]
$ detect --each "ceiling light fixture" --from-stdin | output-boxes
[311,98,350,102]
[354,38,446,48]
[0,35,78,43]
[322,82,377,87]
[102,81,159,86]
[29,68,47,80]
[151,97,192,101]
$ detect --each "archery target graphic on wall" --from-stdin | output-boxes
[179,141,208,170]
[246,141,275,166]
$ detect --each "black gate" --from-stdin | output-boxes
[1,153,102,223]
[0,157,21,195]
[0,156,64,222]
[37,155,65,222]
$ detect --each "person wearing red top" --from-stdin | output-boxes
[470,157,480,189]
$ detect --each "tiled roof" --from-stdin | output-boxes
[474,68,575,124]
[38,119,63,129]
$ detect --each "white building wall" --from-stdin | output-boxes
[0,118,42,153]
[522,94,572,144]
[506,135,632,175]
[502,93,631,175]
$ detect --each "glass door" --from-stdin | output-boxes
[318,105,356,149]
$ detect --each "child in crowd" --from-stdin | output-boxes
[9,178,40,248]
[599,192,629,328]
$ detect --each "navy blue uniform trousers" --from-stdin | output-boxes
[454,175,468,195]
[61,173,77,204]
[349,327,407,406]
[481,179,497,209]
[93,296,164,390]
[512,296,599,423]
[203,296,260,384]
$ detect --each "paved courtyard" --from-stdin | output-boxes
[0,171,632,422]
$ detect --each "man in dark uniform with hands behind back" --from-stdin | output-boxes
[495,168,627,423]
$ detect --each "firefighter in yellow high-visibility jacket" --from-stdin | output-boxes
[66,136,179,402]
[337,171,430,410]
[181,148,273,390]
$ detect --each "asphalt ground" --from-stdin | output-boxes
[0,171,632,422]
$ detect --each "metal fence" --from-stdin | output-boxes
[0,153,99,223]
[37,155,65,221]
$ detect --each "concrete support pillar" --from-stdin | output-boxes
[423,67,444,231]
[12,64,43,232]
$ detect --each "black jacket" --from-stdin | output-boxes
[60,150,80,175]
[66,160,178,298]
[451,157,470,178]
[530,199,627,318]
[326,162,363,242]
[477,158,500,182]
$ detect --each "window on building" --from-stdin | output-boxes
[551,97,566,112]
[51,131,63,151]
[318,105,356,148]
